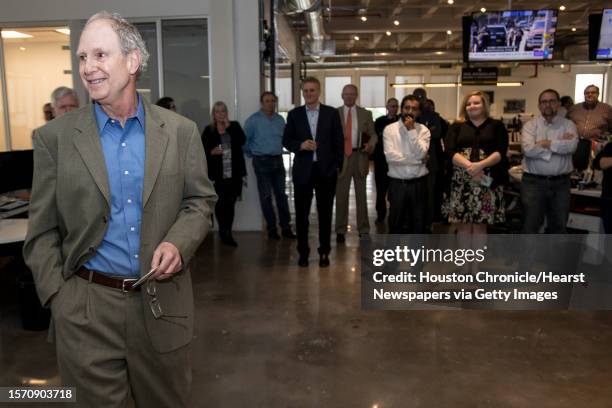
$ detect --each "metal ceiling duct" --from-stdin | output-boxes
[280,0,329,56]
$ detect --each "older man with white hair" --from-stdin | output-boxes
[50,86,79,117]
[24,11,216,407]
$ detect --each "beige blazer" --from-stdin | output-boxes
[23,98,217,353]
[337,105,377,177]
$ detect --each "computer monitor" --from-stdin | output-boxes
[0,150,34,194]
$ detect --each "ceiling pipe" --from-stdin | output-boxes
[280,0,327,55]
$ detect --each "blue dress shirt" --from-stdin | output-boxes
[243,110,286,157]
[84,96,145,277]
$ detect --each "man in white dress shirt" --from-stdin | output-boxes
[383,95,430,233]
[521,89,578,233]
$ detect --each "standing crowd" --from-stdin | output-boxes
[197,79,612,268]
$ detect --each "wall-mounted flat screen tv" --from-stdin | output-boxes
[596,9,612,60]
[464,9,558,62]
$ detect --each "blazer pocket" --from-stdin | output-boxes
[151,276,191,319]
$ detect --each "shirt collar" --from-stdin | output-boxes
[306,103,320,113]
[94,93,145,134]
[540,114,560,125]
[258,110,277,119]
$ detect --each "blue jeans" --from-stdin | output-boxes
[521,173,571,233]
[252,155,291,232]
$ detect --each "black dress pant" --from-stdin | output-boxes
[294,162,337,257]
[374,160,389,220]
[388,176,427,234]
[214,177,242,234]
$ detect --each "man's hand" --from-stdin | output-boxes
[562,132,576,140]
[151,242,183,280]
[300,139,317,151]
[211,146,223,155]
[537,139,552,149]
[363,142,375,155]
[402,115,415,130]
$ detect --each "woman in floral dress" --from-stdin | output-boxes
[442,91,509,237]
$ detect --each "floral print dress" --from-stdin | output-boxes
[442,147,505,224]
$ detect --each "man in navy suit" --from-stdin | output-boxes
[283,77,344,267]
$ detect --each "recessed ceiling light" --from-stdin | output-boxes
[447,0,454,4]
[571,27,577,32]
[446,30,452,35]
[55,28,70,35]
[1,30,33,39]
[354,35,360,41]
[393,20,400,26]
[435,51,444,55]
[480,7,486,13]
[352,52,359,56]
[386,31,392,36]
[559,5,566,11]
[19,47,26,51]
[361,16,367,22]
[560,64,565,69]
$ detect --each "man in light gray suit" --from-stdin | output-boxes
[335,84,377,242]
[23,11,216,407]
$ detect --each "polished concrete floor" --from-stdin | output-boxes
[2,174,612,407]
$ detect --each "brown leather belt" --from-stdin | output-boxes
[76,267,141,292]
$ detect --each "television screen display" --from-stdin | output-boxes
[467,10,557,62]
[596,9,612,60]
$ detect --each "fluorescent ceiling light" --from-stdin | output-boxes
[1,30,33,39]
[55,28,70,35]
[496,82,523,87]
[391,82,524,88]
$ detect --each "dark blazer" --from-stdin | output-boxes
[283,104,344,185]
[202,121,247,182]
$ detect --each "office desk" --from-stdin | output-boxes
[0,218,28,244]
[0,192,29,219]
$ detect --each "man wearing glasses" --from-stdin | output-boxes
[23,11,216,407]
[521,89,578,233]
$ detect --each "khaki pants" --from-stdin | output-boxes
[335,152,370,234]
[51,276,191,408]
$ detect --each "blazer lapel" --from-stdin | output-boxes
[338,106,345,134]
[142,100,169,207]
[356,106,364,146]
[301,106,313,139]
[72,105,111,206]
[314,105,325,141]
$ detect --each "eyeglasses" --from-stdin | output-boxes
[146,281,163,319]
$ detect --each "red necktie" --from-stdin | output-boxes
[344,108,353,157]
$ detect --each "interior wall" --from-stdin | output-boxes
[293,63,611,123]
[4,40,72,150]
